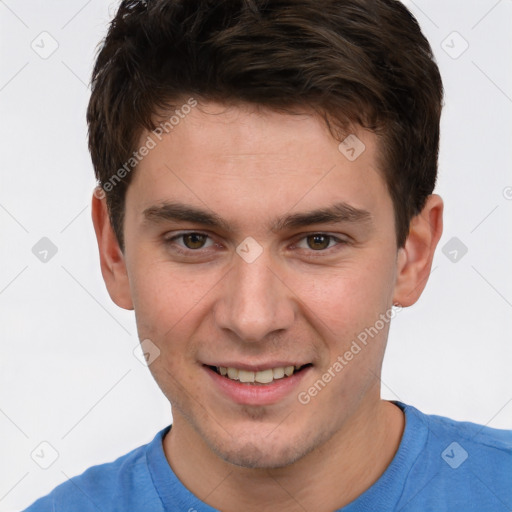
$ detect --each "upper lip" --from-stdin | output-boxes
[203,362,311,372]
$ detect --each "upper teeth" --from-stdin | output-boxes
[219,365,300,383]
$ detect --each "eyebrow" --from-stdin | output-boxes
[142,201,372,233]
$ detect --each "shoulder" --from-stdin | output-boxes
[423,406,512,456]
[21,429,167,512]
[398,403,512,511]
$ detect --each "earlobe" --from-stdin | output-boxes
[91,188,134,310]
[393,194,443,307]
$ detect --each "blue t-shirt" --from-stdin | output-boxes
[22,401,512,511]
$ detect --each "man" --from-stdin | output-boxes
[23,0,511,510]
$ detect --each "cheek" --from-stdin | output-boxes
[129,259,207,332]
[290,257,396,387]
[295,258,395,331]
[128,260,225,377]
[130,267,202,394]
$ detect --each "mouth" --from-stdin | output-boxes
[205,363,313,385]
[203,362,314,405]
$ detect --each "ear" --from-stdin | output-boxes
[91,188,134,310]
[393,194,443,307]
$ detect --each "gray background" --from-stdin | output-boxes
[0,1,511,510]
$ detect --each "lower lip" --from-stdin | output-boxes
[204,366,312,406]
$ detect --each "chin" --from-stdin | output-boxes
[218,442,304,469]
[207,428,317,469]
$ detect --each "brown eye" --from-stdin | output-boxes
[182,233,208,249]
[306,234,331,250]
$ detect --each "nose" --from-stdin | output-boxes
[213,246,295,342]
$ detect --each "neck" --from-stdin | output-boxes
[163,398,404,512]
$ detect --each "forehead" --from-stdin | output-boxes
[126,101,392,233]
[148,102,373,169]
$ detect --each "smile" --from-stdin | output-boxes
[207,364,312,385]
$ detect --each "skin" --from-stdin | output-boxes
[92,101,443,511]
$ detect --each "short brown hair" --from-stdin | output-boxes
[87,0,443,249]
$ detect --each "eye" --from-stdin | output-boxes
[165,232,215,251]
[294,233,346,252]
[163,231,348,257]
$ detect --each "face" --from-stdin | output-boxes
[118,102,404,468]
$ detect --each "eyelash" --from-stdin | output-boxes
[163,231,348,257]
